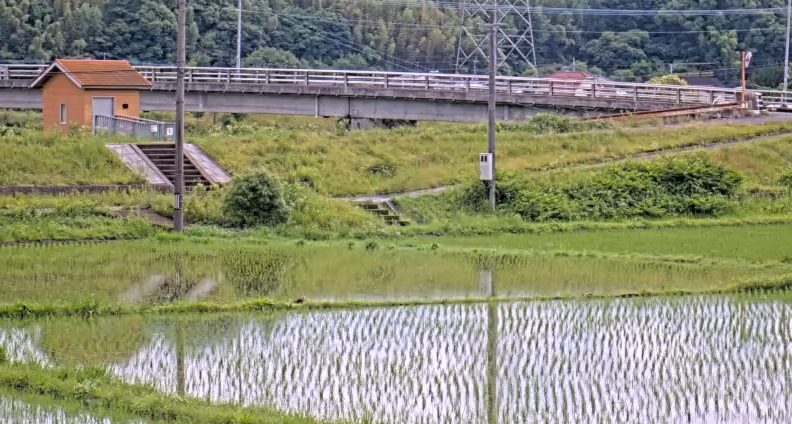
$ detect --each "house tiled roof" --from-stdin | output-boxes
[30,59,151,89]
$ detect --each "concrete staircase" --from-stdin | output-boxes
[107,143,232,189]
[137,143,208,188]
[357,201,410,226]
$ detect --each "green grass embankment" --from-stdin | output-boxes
[0,360,329,424]
[4,111,792,194]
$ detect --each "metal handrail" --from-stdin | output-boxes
[0,63,747,106]
[93,115,175,141]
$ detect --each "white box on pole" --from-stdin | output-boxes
[479,153,493,181]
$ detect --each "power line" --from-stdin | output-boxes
[221,7,792,36]
[277,14,430,71]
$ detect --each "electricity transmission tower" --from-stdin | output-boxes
[456,0,538,74]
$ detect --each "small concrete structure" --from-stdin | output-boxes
[29,59,151,132]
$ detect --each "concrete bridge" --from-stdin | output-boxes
[0,63,755,122]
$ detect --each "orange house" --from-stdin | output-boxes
[30,59,152,132]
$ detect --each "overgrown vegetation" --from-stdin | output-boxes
[403,156,743,223]
[0,128,141,185]
[4,111,792,195]
[0,362,326,423]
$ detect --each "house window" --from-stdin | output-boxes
[59,104,67,124]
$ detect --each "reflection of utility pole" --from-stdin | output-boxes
[176,321,186,396]
[483,267,498,424]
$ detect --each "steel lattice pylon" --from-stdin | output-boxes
[456,0,538,74]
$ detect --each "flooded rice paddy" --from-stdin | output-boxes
[0,396,140,424]
[2,240,787,304]
[2,293,791,423]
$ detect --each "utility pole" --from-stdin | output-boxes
[784,0,791,100]
[174,0,186,232]
[236,0,243,69]
[741,51,748,106]
[487,2,497,211]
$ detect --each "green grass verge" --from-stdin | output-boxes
[0,214,157,243]
[0,362,329,423]
[5,113,792,195]
[197,118,792,196]
[413,222,792,262]
[0,130,142,185]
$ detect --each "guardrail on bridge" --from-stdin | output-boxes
[5,63,783,110]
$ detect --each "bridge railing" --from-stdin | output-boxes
[135,66,740,106]
[753,90,792,109]
[1,63,741,106]
[0,64,48,80]
[94,115,175,141]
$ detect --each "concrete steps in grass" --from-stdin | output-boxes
[107,143,231,190]
[357,201,410,226]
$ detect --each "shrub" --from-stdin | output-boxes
[498,113,611,134]
[223,171,290,228]
[649,74,689,85]
[460,156,740,221]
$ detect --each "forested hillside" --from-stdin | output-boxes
[1,0,790,86]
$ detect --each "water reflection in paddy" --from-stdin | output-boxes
[3,293,792,423]
[2,241,781,304]
[0,396,141,424]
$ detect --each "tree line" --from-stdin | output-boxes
[1,0,790,87]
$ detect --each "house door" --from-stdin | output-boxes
[92,97,115,126]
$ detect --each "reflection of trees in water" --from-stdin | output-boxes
[129,249,297,303]
[222,251,294,297]
[38,316,151,368]
[0,397,140,424]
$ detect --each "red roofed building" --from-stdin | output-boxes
[30,59,151,132]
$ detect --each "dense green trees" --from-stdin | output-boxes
[1,0,791,86]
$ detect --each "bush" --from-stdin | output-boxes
[459,156,741,221]
[649,74,689,85]
[498,113,611,134]
[223,171,290,228]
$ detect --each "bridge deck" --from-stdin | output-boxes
[0,64,758,121]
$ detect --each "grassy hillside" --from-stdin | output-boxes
[4,112,792,195]
[194,116,792,196]
[0,131,141,185]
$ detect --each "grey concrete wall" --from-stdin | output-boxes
[140,90,547,122]
[0,87,42,109]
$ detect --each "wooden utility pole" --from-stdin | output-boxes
[487,2,498,211]
[174,0,186,232]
